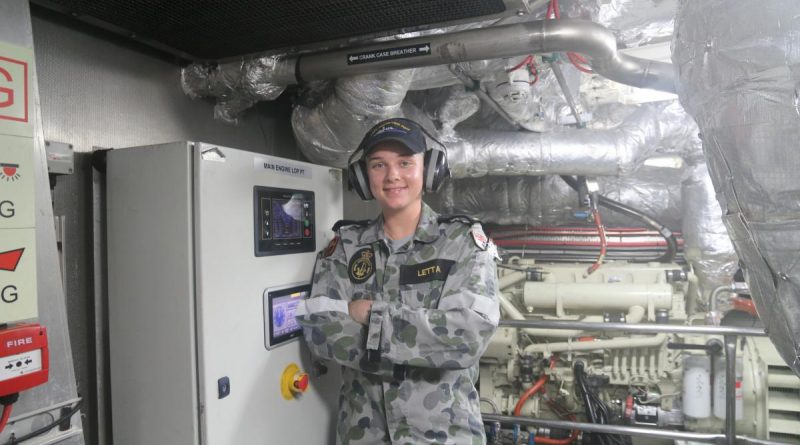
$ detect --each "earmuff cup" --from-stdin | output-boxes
[422,147,449,193]
[348,157,373,200]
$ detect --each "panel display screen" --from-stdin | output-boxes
[271,198,303,239]
[264,283,309,350]
[254,186,315,256]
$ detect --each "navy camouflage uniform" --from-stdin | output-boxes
[296,203,500,444]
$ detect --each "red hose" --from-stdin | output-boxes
[513,374,578,445]
[514,374,549,416]
[539,427,580,445]
[0,404,13,433]
[586,209,607,275]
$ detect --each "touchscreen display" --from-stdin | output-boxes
[264,283,309,349]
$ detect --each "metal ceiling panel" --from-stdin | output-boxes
[31,0,510,60]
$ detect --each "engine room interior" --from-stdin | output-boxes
[0,0,799,444]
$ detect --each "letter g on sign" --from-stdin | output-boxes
[0,66,14,108]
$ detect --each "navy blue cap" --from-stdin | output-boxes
[361,118,427,156]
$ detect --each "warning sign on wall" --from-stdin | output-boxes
[0,40,36,323]
[0,229,37,323]
[0,42,32,138]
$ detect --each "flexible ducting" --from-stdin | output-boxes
[181,56,288,124]
[673,0,800,375]
[290,70,417,167]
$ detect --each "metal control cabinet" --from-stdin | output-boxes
[106,142,341,445]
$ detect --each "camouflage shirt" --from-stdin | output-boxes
[296,203,500,445]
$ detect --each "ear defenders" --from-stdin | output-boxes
[347,118,450,201]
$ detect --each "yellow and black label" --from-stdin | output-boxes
[399,259,455,285]
[348,248,375,284]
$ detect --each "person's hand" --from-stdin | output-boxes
[349,300,373,325]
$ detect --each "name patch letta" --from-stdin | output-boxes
[400,260,455,285]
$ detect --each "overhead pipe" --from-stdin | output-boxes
[289,19,675,93]
[188,19,675,103]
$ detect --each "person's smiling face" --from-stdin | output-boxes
[366,141,424,214]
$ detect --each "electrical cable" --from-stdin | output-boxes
[508,55,540,85]
[0,405,12,434]
[573,363,628,445]
[3,398,82,445]
[559,175,678,263]
[0,394,18,435]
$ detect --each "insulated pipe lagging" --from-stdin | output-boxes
[290,19,675,93]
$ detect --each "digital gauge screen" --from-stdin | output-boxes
[264,283,309,350]
[271,198,303,239]
[253,186,315,256]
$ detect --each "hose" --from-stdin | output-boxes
[514,374,578,445]
[560,175,678,263]
[514,374,549,417]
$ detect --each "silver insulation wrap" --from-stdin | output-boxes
[181,56,292,124]
[291,70,416,167]
[446,101,698,178]
[674,0,800,374]
[408,60,505,91]
[427,173,683,229]
[597,0,677,48]
[435,86,481,139]
[681,163,738,299]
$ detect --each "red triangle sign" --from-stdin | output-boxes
[0,248,25,271]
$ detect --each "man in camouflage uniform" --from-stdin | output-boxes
[296,118,500,444]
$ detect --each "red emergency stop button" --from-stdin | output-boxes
[293,373,309,392]
[280,363,310,400]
